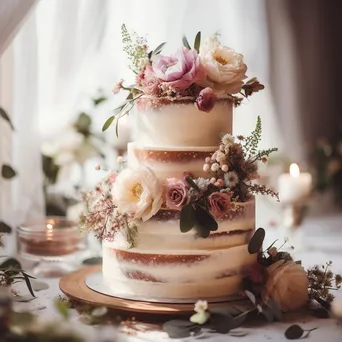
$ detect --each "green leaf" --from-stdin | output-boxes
[153,42,166,55]
[180,204,196,233]
[93,96,107,106]
[0,221,12,233]
[55,298,70,320]
[194,31,201,52]
[285,325,304,340]
[194,204,218,232]
[31,279,49,292]
[82,257,102,265]
[102,116,115,132]
[0,258,21,275]
[295,260,302,265]
[163,320,200,339]
[75,112,92,134]
[2,164,16,179]
[190,311,210,325]
[245,290,256,305]
[182,35,191,49]
[11,311,36,326]
[185,177,200,191]
[0,106,14,130]
[261,306,274,322]
[266,298,282,321]
[248,227,265,254]
[22,272,36,297]
[211,313,233,334]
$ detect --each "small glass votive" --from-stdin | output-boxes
[17,217,86,277]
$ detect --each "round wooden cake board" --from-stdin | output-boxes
[59,265,248,320]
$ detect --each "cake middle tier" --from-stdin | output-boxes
[127,142,216,180]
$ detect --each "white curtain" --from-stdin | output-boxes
[0,0,39,237]
[1,0,281,230]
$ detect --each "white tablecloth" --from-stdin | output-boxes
[10,210,342,342]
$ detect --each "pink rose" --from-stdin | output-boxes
[166,178,189,210]
[113,79,124,94]
[152,48,205,91]
[208,192,231,218]
[141,66,161,95]
[195,87,217,112]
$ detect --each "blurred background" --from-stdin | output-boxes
[0,0,342,243]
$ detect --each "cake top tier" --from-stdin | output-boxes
[134,98,232,147]
[102,26,264,134]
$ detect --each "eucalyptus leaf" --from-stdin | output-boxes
[22,272,36,297]
[190,311,210,325]
[194,31,201,52]
[245,290,256,305]
[180,204,196,233]
[31,280,49,292]
[285,325,304,340]
[211,313,234,334]
[93,96,107,106]
[194,205,218,232]
[152,42,166,55]
[194,224,210,238]
[182,35,191,49]
[295,260,302,265]
[55,298,70,320]
[102,116,115,132]
[185,177,200,191]
[0,258,21,274]
[266,298,282,321]
[210,307,235,316]
[248,228,265,254]
[231,312,248,329]
[0,221,12,233]
[1,164,16,179]
[261,306,274,322]
[163,320,200,339]
[0,106,14,130]
[82,257,102,265]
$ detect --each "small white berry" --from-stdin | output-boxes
[221,164,229,172]
[217,179,224,187]
[117,156,124,164]
[94,164,101,170]
[214,181,221,187]
[205,157,211,163]
[203,164,210,172]
[219,144,225,152]
[210,177,216,184]
[211,163,220,172]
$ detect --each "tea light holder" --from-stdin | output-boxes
[278,163,312,249]
[17,217,86,277]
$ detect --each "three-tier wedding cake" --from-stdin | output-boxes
[81,26,278,302]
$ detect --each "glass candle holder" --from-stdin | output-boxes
[17,217,86,277]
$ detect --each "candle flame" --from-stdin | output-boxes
[289,163,300,178]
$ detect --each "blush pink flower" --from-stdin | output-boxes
[208,192,231,218]
[152,47,205,91]
[166,178,189,210]
[195,87,217,112]
[113,79,124,94]
[141,66,161,95]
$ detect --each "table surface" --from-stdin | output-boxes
[9,208,342,342]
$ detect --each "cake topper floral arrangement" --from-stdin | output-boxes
[102,24,264,134]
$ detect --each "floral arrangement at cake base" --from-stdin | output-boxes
[162,228,342,339]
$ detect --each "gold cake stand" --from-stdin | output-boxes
[59,265,247,320]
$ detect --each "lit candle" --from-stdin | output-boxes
[278,163,312,203]
[46,223,54,241]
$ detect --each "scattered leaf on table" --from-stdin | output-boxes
[31,280,49,291]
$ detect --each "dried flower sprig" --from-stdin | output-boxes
[307,261,342,309]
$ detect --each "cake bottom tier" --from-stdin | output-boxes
[102,244,256,301]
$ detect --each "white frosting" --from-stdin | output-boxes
[134,101,232,147]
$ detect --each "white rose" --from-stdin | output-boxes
[199,36,247,94]
[262,260,308,312]
[112,167,163,221]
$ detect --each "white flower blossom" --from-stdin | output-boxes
[194,178,210,191]
[224,171,239,188]
[221,133,235,145]
[194,300,208,313]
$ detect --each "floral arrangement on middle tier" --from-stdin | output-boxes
[80,116,278,245]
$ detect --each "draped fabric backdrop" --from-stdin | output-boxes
[1,0,284,231]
